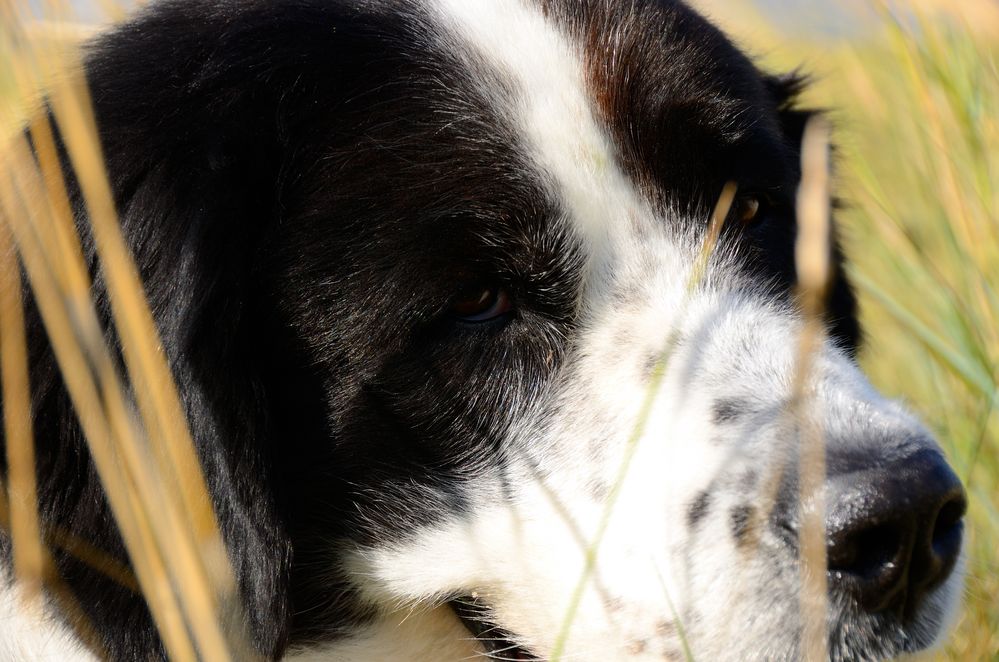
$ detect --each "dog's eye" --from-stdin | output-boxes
[450,285,512,322]
[734,195,764,225]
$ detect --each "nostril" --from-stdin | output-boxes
[829,523,903,582]
[824,448,966,620]
[828,521,908,612]
[931,495,965,560]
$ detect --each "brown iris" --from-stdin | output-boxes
[735,195,762,225]
[450,286,512,322]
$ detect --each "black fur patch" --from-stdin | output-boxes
[686,491,712,529]
[730,505,755,545]
[713,398,749,425]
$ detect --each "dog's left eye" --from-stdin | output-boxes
[734,194,765,225]
[450,285,513,322]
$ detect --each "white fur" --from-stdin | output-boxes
[433,0,654,271]
[0,570,96,662]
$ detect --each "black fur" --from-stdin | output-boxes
[1,0,859,659]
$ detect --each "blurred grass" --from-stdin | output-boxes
[699,1,999,659]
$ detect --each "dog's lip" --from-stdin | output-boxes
[449,597,537,661]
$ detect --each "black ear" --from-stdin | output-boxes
[766,72,862,354]
[34,4,448,655]
[14,3,384,657]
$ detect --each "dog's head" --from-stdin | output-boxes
[60,0,966,659]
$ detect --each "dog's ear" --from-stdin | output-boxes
[766,73,861,354]
[19,4,384,656]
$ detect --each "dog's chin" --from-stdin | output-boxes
[826,578,964,662]
[447,575,961,662]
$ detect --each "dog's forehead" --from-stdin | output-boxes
[438,5,786,187]
[370,0,752,292]
[397,0,792,255]
[303,1,791,249]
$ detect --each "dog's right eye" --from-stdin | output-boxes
[732,192,776,228]
[450,285,513,323]
[737,196,760,224]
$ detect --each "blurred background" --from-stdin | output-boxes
[4,0,998,660]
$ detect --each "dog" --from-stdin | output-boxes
[0,0,967,660]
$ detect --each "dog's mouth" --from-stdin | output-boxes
[450,597,538,660]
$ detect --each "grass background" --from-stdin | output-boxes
[2,0,997,659]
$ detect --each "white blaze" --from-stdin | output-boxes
[432,0,655,267]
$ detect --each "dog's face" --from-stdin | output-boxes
[71,0,965,660]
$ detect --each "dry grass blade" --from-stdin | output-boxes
[693,181,738,289]
[731,117,832,659]
[0,134,199,662]
[0,199,44,601]
[34,0,236,571]
[40,81,242,659]
[793,117,833,662]
[0,0,256,657]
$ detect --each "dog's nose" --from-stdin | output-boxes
[824,448,966,619]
